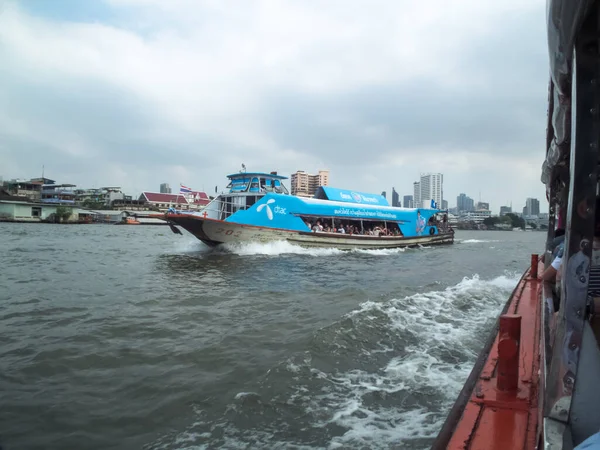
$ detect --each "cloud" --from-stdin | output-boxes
[0,0,548,212]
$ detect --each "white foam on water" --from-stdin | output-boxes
[352,247,406,256]
[160,272,522,450]
[308,272,521,449]
[220,240,345,256]
[219,241,416,257]
[171,238,209,254]
[458,239,500,244]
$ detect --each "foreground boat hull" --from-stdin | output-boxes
[168,214,454,249]
[432,259,542,449]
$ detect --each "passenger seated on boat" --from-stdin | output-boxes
[542,241,564,282]
[541,229,566,264]
[338,225,345,234]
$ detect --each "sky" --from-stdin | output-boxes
[0,0,549,214]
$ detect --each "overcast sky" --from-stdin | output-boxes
[0,0,548,213]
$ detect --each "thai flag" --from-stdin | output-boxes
[180,184,192,194]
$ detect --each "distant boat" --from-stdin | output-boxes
[166,170,454,249]
[115,216,140,225]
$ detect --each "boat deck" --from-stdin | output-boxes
[436,259,542,449]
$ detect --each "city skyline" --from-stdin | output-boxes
[3,168,541,216]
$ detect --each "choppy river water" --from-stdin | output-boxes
[0,224,544,449]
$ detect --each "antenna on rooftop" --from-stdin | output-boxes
[241,163,246,173]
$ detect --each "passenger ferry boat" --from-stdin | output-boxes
[433,1,600,448]
[166,170,454,249]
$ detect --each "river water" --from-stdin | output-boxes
[0,224,544,450]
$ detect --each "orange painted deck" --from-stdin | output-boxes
[446,262,542,449]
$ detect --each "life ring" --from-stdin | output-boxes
[429,227,435,236]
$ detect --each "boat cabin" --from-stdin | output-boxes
[212,172,290,220]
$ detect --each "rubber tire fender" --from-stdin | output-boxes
[429,227,435,235]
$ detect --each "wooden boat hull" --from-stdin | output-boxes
[167,214,454,249]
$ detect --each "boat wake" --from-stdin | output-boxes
[150,272,520,450]
[218,241,410,257]
[458,239,500,244]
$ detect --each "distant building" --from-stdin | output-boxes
[3,177,54,202]
[0,198,95,223]
[442,199,448,210]
[477,202,490,211]
[523,198,540,217]
[391,188,400,207]
[418,173,443,209]
[41,183,77,205]
[403,195,413,208]
[500,205,512,216]
[160,183,171,194]
[457,193,475,212]
[381,191,387,199]
[290,170,329,197]
[413,182,421,209]
[139,191,210,211]
[74,187,125,206]
[460,210,492,223]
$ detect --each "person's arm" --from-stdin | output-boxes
[542,255,562,281]
[542,265,557,281]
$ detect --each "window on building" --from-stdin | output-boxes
[32,206,42,217]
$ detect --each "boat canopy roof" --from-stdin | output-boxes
[225,172,289,194]
[314,186,390,207]
[299,195,436,218]
[226,172,288,180]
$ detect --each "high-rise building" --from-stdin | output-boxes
[403,195,413,208]
[523,198,540,217]
[442,199,448,210]
[457,193,475,212]
[500,206,512,216]
[290,170,330,197]
[418,173,443,209]
[160,183,171,194]
[411,173,444,209]
[413,182,421,209]
[381,191,387,199]
[391,188,400,207]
